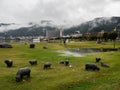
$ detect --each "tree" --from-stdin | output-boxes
[109,31,118,48]
[103,32,108,41]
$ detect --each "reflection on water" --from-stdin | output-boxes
[57,48,118,57]
[57,50,84,57]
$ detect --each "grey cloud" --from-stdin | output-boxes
[0,0,120,25]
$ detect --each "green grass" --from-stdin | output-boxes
[0,41,120,90]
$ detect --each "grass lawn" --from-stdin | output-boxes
[0,41,120,90]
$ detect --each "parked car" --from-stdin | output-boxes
[0,43,13,48]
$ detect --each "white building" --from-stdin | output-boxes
[33,38,40,43]
[72,31,83,37]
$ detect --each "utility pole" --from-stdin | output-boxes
[116,23,120,40]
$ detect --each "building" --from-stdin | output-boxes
[72,31,82,37]
[46,30,63,39]
[33,38,40,43]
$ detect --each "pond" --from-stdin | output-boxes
[57,48,118,57]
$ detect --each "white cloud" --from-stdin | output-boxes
[0,0,120,26]
[104,2,120,16]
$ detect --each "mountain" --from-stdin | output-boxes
[0,20,62,37]
[0,17,120,37]
[0,22,33,32]
[5,25,57,37]
[64,17,120,35]
[0,23,14,27]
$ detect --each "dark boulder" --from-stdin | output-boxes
[44,62,51,69]
[65,60,69,66]
[0,43,12,48]
[85,63,100,71]
[29,60,37,65]
[96,57,101,63]
[16,67,31,82]
[30,44,35,48]
[59,61,64,64]
[4,60,13,67]
[101,62,110,68]
[43,46,48,49]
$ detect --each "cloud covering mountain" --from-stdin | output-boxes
[0,0,120,28]
[0,17,120,37]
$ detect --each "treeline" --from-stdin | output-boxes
[0,17,120,37]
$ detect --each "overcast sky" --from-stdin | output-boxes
[0,0,120,25]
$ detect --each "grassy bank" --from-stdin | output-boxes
[0,41,120,90]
